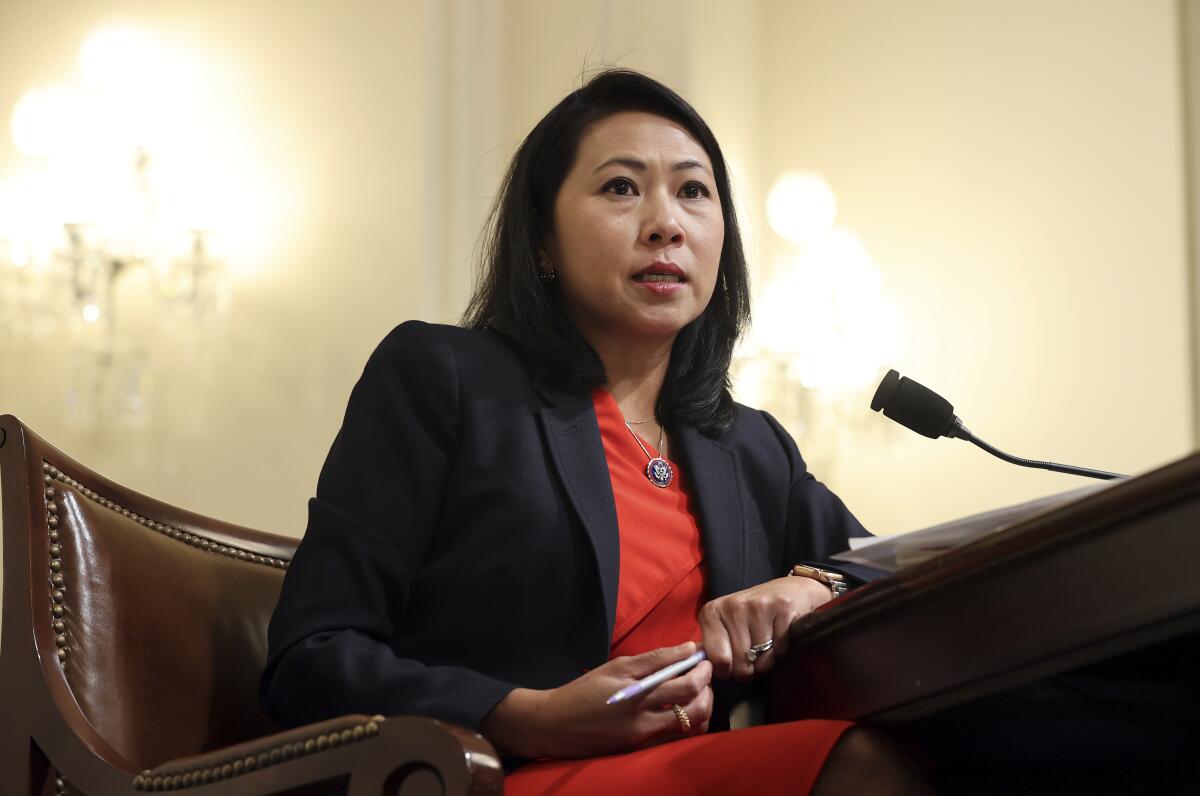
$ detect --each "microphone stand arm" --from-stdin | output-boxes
[948,419,1125,481]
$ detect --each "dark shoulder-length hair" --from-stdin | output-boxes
[461,68,751,436]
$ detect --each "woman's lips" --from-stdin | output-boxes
[634,277,686,295]
[632,263,687,295]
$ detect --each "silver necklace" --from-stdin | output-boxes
[623,420,673,488]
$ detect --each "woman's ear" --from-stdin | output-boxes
[536,244,559,283]
[536,243,557,274]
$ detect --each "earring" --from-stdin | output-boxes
[538,259,557,283]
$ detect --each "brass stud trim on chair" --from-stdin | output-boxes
[131,716,387,791]
[40,460,291,575]
[42,463,67,666]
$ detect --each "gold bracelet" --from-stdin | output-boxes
[788,564,849,598]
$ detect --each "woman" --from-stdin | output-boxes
[261,69,930,794]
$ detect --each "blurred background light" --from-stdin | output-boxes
[10,84,85,159]
[766,170,838,244]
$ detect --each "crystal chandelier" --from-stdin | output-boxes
[733,171,907,478]
[0,28,231,424]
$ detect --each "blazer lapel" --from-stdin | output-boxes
[529,367,749,640]
[534,383,621,646]
[673,425,748,598]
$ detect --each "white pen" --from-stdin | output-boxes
[606,650,707,705]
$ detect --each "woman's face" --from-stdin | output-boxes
[545,111,724,347]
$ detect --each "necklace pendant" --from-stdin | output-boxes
[645,457,673,488]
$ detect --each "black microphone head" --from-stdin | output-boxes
[870,369,958,439]
[870,369,901,412]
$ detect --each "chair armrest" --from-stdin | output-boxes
[133,714,504,795]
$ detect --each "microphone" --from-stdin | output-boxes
[870,369,1124,481]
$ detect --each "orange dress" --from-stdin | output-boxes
[504,390,851,795]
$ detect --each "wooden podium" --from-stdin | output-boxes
[771,451,1200,722]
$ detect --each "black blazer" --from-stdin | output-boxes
[260,321,871,733]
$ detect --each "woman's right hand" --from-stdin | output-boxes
[481,641,713,759]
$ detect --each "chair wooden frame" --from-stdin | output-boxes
[0,414,505,796]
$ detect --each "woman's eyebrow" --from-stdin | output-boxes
[592,156,712,175]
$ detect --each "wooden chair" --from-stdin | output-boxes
[0,414,504,795]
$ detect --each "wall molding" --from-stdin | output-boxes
[1182,0,1200,447]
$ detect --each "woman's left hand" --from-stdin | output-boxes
[698,575,834,681]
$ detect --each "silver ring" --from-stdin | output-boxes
[747,638,775,663]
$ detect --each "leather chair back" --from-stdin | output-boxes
[3,416,298,772]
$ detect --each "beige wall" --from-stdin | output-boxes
[0,0,1195,621]
[754,0,1195,532]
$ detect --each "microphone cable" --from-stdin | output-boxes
[871,369,1126,481]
